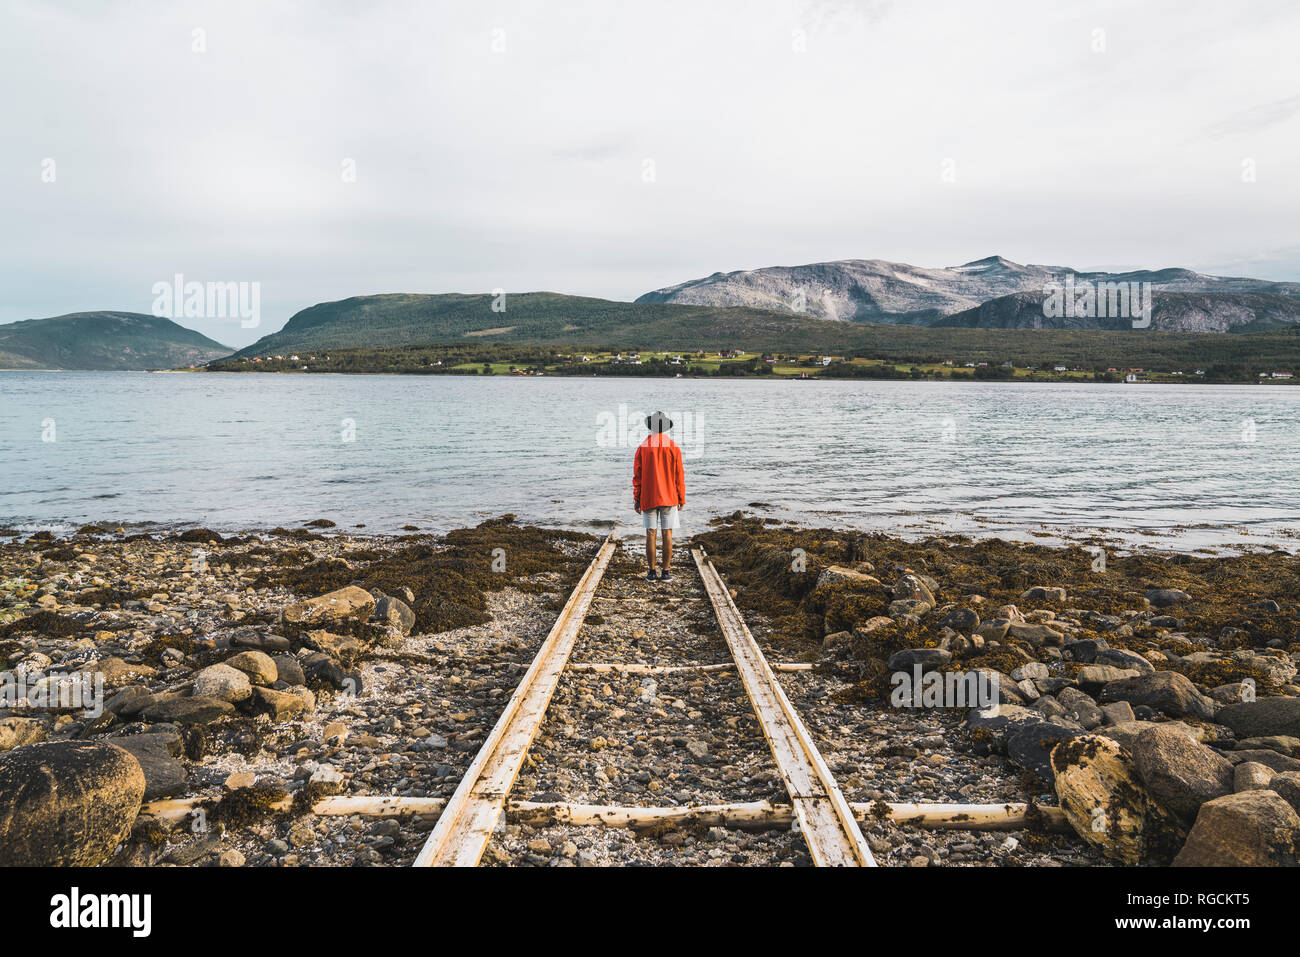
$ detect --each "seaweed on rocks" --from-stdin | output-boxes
[291,778,337,816]
[0,610,84,639]
[174,528,228,545]
[268,527,325,541]
[181,724,210,761]
[256,517,598,636]
[693,516,1300,665]
[211,784,291,827]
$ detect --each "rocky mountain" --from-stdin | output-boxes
[637,255,1300,326]
[0,312,232,370]
[933,291,1300,333]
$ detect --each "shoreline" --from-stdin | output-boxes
[10,364,1300,382]
[5,367,1300,386]
[2,513,1294,559]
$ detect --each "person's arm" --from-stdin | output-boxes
[676,445,685,508]
[632,446,642,512]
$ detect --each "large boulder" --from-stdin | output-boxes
[1051,734,1182,865]
[1131,725,1234,822]
[283,585,375,626]
[1099,671,1217,720]
[0,741,145,866]
[1216,698,1300,740]
[1173,790,1300,866]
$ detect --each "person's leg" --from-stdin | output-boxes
[662,529,673,572]
[644,528,657,572]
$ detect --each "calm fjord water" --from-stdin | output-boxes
[1,372,1297,552]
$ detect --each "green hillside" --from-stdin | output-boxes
[230,292,863,356]
[0,312,232,370]
[228,292,1300,370]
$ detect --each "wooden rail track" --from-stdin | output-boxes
[691,546,875,867]
[409,534,871,866]
[412,534,617,866]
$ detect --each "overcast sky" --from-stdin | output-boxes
[3,0,1299,347]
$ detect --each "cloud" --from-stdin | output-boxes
[1,0,1298,347]
[1202,94,1300,139]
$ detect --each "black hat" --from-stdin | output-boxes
[645,410,673,433]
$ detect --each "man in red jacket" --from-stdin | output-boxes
[633,410,685,582]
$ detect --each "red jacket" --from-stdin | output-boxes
[633,433,685,510]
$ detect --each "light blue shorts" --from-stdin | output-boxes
[641,506,680,530]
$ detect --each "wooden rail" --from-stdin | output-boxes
[412,534,617,867]
[144,795,1067,831]
[692,546,876,867]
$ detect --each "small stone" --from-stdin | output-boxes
[192,663,252,703]
[288,822,316,848]
[1145,588,1190,607]
[224,650,277,686]
[1021,586,1066,602]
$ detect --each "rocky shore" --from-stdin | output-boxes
[0,515,1296,867]
[696,516,1300,866]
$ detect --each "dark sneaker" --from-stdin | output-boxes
[644,570,659,582]
[660,569,673,581]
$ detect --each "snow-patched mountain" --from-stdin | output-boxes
[636,256,1300,325]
